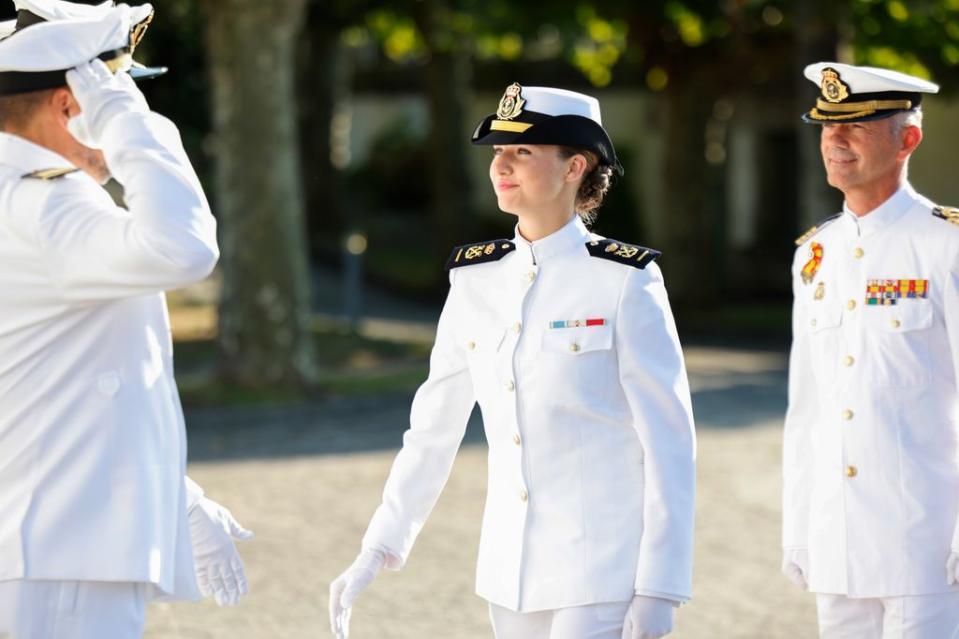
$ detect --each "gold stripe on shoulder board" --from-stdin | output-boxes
[794,225,819,246]
[22,168,79,180]
[795,213,842,246]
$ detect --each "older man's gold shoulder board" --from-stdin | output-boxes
[795,212,842,246]
[22,168,80,181]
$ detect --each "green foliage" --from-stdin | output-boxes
[571,6,629,86]
[848,0,959,87]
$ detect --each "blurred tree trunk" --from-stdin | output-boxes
[411,0,474,258]
[298,4,353,257]
[795,0,844,229]
[202,0,317,387]
[659,72,724,306]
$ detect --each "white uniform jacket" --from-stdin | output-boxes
[0,111,217,599]
[784,183,959,598]
[362,215,696,612]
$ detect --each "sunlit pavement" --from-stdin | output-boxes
[145,345,817,638]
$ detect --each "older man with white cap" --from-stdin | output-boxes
[0,4,251,638]
[783,61,959,638]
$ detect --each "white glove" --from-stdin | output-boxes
[188,496,254,606]
[329,549,387,639]
[65,59,149,149]
[782,547,809,590]
[946,551,959,585]
[621,595,674,639]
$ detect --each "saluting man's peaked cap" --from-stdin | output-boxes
[0,1,164,95]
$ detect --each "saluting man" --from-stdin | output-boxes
[782,62,959,637]
[0,5,251,638]
[329,84,696,639]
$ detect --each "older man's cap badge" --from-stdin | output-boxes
[820,68,850,103]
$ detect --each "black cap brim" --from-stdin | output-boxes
[801,91,923,124]
[472,112,623,176]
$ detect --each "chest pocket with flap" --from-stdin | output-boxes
[861,301,933,388]
[540,324,613,355]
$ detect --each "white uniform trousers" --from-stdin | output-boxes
[489,601,631,639]
[816,592,959,639]
[0,580,148,639]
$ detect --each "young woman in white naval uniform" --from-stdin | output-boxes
[329,83,696,639]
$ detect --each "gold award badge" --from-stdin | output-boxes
[496,83,526,120]
[820,68,850,104]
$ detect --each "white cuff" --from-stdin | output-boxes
[184,475,205,513]
[634,589,688,606]
[363,544,403,571]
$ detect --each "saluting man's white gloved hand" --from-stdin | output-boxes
[188,496,254,606]
[65,60,149,148]
[782,548,809,590]
[329,549,387,639]
[621,595,674,639]
[946,551,959,585]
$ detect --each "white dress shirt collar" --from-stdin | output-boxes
[0,132,75,175]
[839,182,917,238]
[512,214,591,265]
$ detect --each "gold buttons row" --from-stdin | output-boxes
[843,406,857,479]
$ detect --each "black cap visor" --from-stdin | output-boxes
[472,111,623,175]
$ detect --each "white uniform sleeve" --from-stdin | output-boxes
[782,251,814,551]
[361,273,476,568]
[615,263,696,601]
[31,111,218,303]
[944,265,959,551]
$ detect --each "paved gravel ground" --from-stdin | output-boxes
[144,345,817,639]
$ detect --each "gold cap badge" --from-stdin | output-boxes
[130,9,154,50]
[820,68,850,103]
[496,82,526,120]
